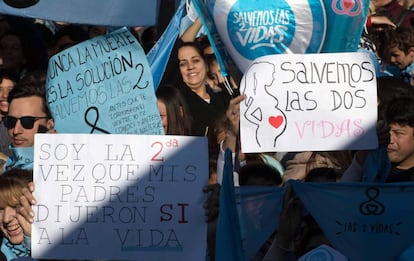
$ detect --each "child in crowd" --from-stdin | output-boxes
[386,26,414,86]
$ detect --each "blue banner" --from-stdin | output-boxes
[0,0,159,26]
[238,186,286,260]
[290,180,414,261]
[216,150,246,261]
[218,179,414,260]
[217,154,286,260]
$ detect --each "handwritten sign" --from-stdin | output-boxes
[240,52,378,152]
[46,27,163,135]
[32,134,208,260]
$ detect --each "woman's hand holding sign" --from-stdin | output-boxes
[223,95,245,152]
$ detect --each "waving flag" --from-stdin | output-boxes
[148,0,186,89]
[0,0,160,26]
[215,150,246,261]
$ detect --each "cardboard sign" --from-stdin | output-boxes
[240,52,378,152]
[46,28,163,135]
[32,134,208,260]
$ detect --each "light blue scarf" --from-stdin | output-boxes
[3,146,34,172]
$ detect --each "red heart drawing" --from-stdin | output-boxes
[343,0,354,9]
[268,116,284,129]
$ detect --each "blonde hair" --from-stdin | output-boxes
[0,169,32,209]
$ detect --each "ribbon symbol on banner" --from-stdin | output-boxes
[84,106,110,134]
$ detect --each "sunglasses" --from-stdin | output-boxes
[3,116,49,129]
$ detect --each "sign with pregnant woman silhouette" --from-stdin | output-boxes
[240,52,378,152]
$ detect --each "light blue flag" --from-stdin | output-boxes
[0,0,159,26]
[191,0,230,77]
[216,149,246,261]
[290,180,414,261]
[147,0,185,89]
[46,27,164,135]
[238,186,286,260]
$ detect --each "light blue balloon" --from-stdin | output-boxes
[201,0,369,73]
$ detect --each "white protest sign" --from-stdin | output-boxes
[240,52,378,152]
[32,134,208,260]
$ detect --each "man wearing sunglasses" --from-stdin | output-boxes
[2,79,54,171]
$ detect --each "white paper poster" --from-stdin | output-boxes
[240,52,378,152]
[32,134,208,260]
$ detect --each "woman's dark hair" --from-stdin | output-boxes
[156,84,192,135]
[178,41,206,61]
[195,35,211,52]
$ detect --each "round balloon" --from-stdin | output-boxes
[207,0,326,72]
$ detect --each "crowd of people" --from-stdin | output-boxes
[0,0,414,260]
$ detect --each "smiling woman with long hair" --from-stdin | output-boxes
[176,41,229,136]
